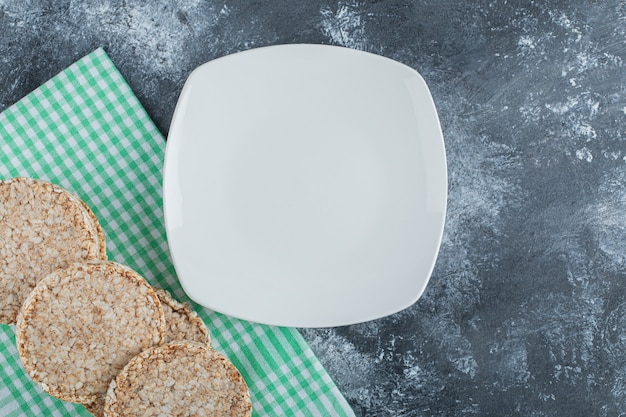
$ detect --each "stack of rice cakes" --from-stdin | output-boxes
[1,178,252,417]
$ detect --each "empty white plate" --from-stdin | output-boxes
[163,44,447,327]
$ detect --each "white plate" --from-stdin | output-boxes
[163,44,447,327]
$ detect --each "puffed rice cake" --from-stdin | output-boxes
[15,260,165,405]
[0,177,106,324]
[104,341,252,417]
[82,288,212,417]
[154,287,211,346]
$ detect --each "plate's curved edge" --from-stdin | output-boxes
[367,80,448,325]
[162,65,198,290]
[361,62,448,323]
[411,75,448,314]
[184,43,433,86]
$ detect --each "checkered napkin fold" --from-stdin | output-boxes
[0,48,355,417]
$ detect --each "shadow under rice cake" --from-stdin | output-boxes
[154,287,211,346]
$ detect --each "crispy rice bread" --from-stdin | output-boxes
[15,261,165,404]
[0,177,106,324]
[154,288,211,346]
[82,289,211,416]
[104,341,252,417]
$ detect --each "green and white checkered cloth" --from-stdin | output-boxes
[0,48,355,417]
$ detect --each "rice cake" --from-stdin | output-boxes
[155,288,211,346]
[0,177,106,324]
[15,261,165,404]
[83,289,212,417]
[104,341,252,417]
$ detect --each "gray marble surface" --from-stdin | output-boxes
[1,1,625,416]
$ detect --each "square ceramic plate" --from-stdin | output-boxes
[163,44,447,327]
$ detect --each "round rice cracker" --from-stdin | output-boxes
[85,290,211,417]
[104,341,252,417]
[155,288,211,346]
[15,261,165,405]
[0,177,106,324]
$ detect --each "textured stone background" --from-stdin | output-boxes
[1,1,625,416]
